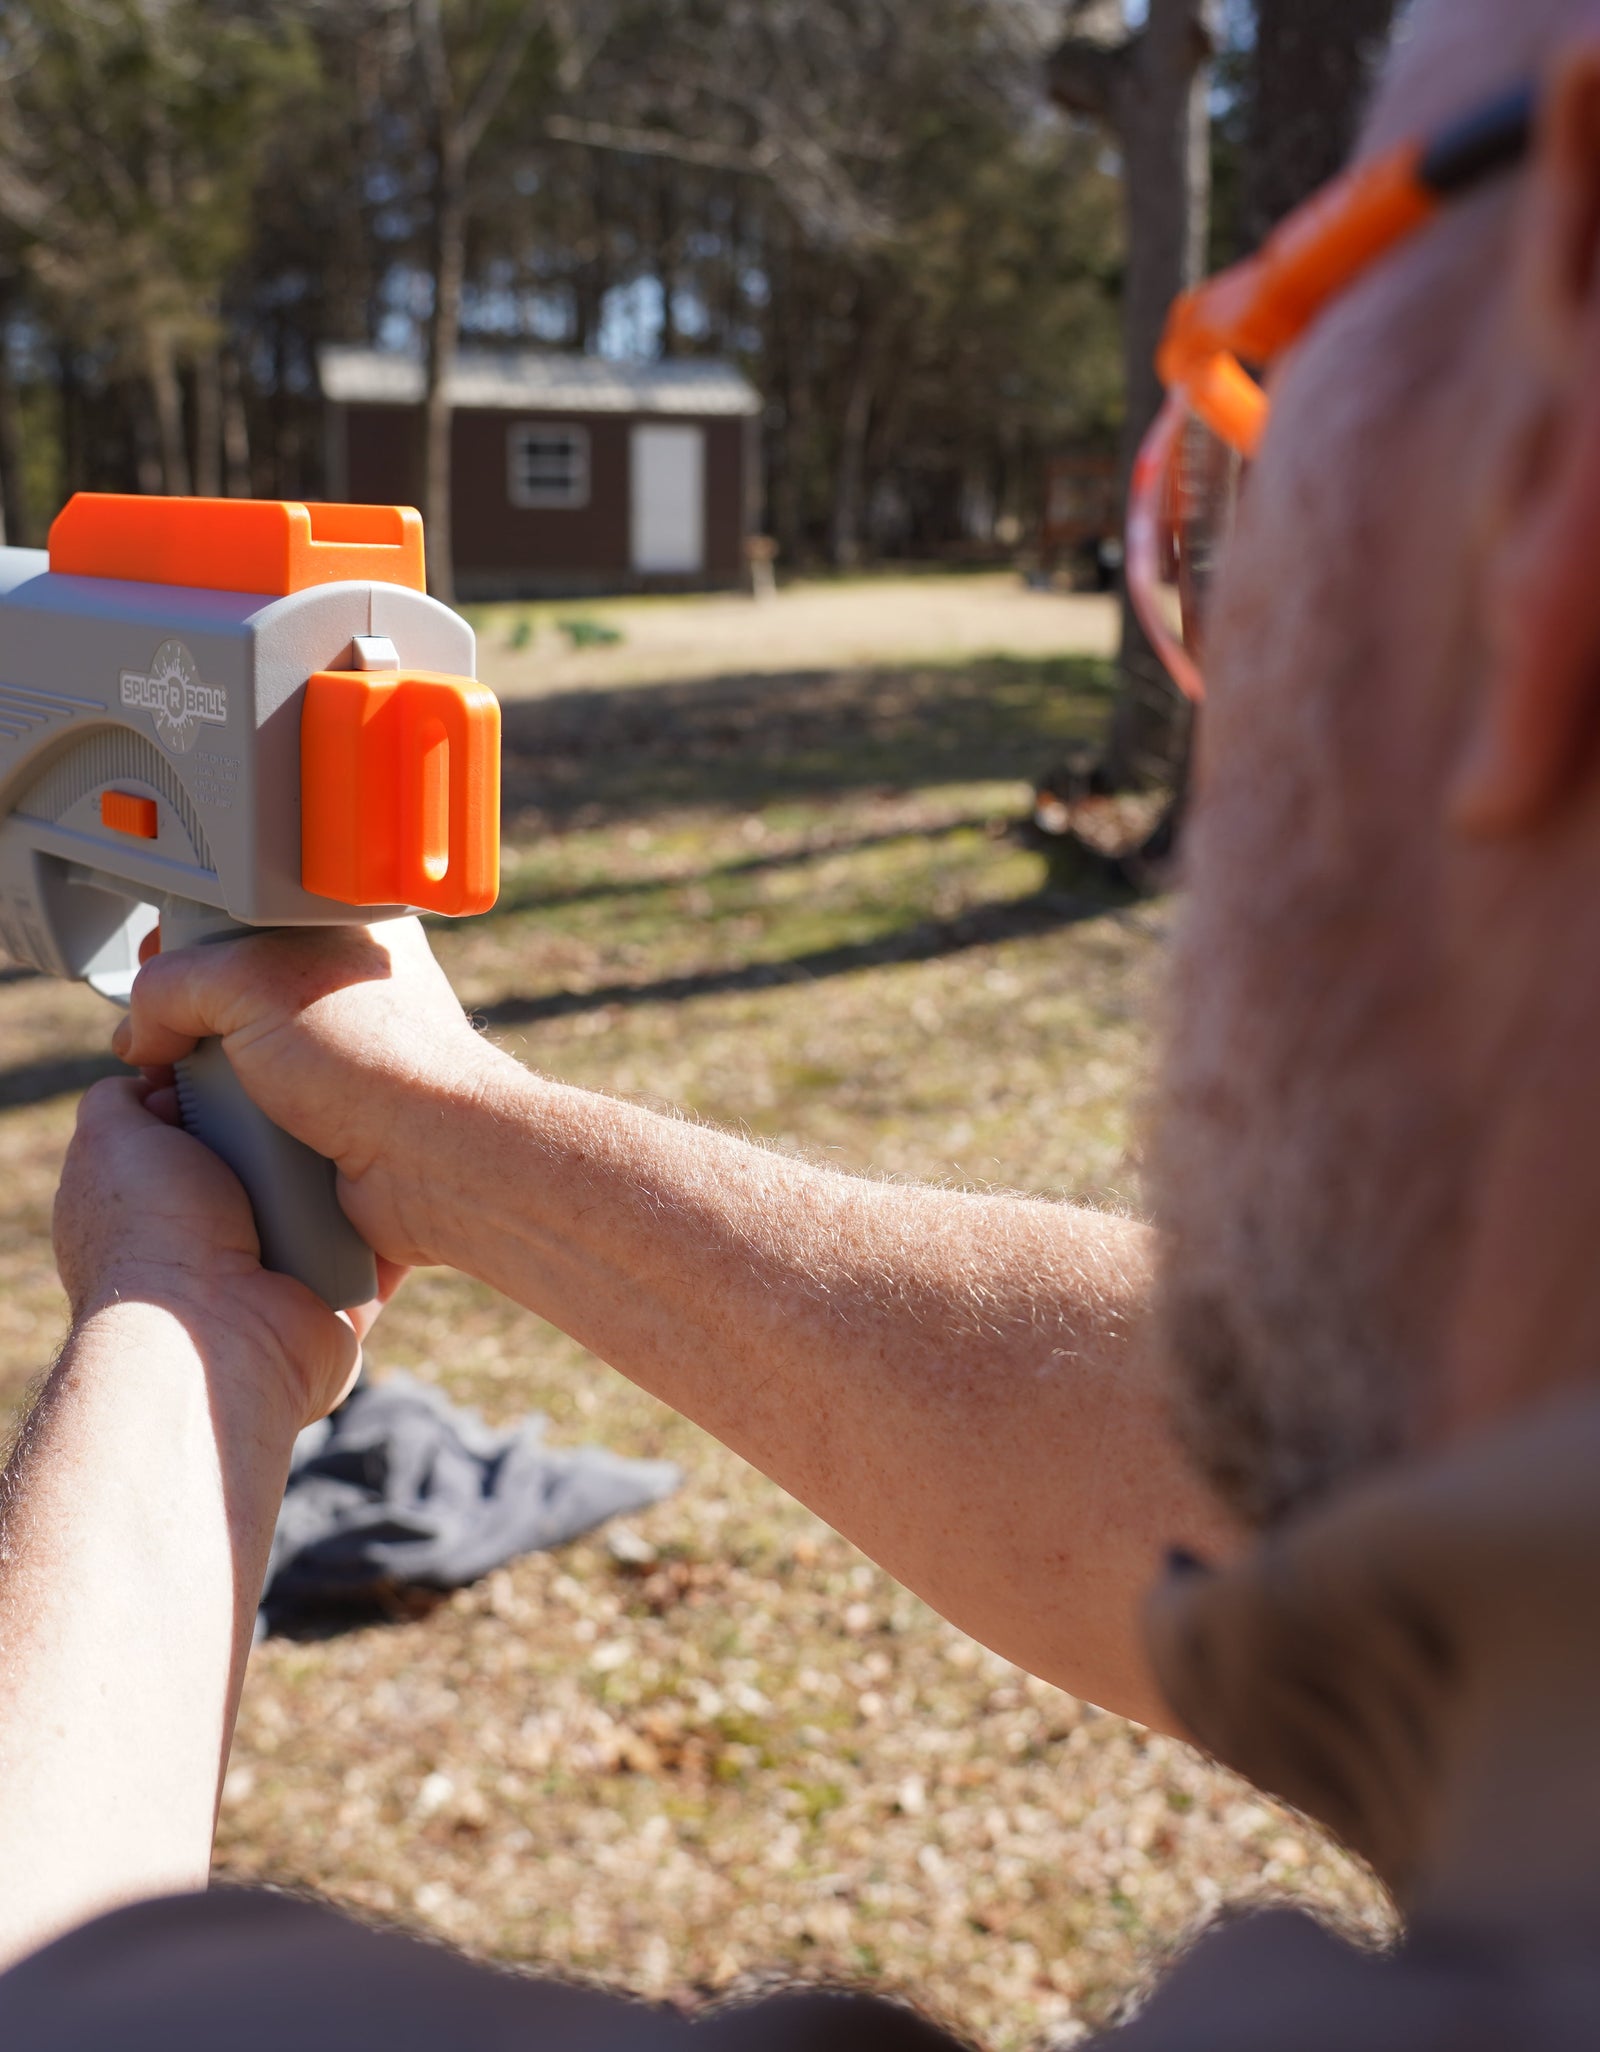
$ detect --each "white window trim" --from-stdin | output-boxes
[506,421,591,509]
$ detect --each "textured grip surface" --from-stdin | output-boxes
[173,1043,376,1310]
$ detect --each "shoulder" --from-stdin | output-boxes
[1105,1909,1553,2052]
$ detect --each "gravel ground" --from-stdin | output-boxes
[0,583,1391,2046]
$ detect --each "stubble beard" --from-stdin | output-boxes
[1148,818,1467,1533]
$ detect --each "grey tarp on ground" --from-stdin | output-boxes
[258,1372,681,1635]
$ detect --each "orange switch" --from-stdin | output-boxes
[301,669,500,917]
[100,789,159,840]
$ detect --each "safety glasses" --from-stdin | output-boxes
[1128,81,1536,702]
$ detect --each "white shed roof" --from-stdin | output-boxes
[319,345,761,417]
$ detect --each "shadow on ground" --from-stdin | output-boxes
[499,654,1113,829]
[0,653,1121,1109]
[474,886,1115,1028]
[0,1050,122,1109]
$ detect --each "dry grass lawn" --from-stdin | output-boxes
[0,581,1390,2047]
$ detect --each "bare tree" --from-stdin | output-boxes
[0,266,29,545]
[1247,0,1400,242]
[1043,0,1399,841]
[549,0,1070,567]
[0,0,1123,583]
[412,0,610,603]
[0,1,302,502]
[1050,0,1219,790]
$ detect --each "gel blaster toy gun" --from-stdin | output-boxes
[0,493,500,1310]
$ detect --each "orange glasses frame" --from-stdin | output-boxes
[1128,80,1536,702]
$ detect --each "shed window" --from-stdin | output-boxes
[507,423,590,508]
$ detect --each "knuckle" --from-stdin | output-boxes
[129,961,170,1021]
[77,1075,128,1120]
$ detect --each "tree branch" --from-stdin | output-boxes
[460,4,549,159]
[1046,36,1130,123]
[542,111,775,177]
[0,154,56,237]
[1048,0,1136,123]
[412,0,452,119]
[541,112,891,246]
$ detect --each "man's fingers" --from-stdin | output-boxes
[317,1326,365,1420]
[142,1083,181,1127]
[75,1073,163,1136]
[343,1258,411,1344]
[116,920,410,1072]
[112,1013,196,1069]
[115,949,230,1068]
[131,1065,183,1128]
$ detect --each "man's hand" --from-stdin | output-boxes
[55,1076,400,1428]
[112,918,492,1270]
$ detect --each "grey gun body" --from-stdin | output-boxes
[0,549,476,1307]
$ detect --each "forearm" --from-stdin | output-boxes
[0,1298,298,1967]
[413,1049,1243,1728]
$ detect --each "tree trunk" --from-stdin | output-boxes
[1051,0,1217,788]
[1109,0,1214,787]
[411,0,548,601]
[656,165,681,358]
[193,346,222,498]
[718,183,746,354]
[768,224,808,564]
[422,130,466,604]
[570,148,610,351]
[133,380,164,495]
[0,279,29,546]
[830,367,872,569]
[773,379,806,564]
[1118,2,1213,502]
[1044,0,1407,868]
[266,317,289,499]
[1248,0,1401,242]
[829,283,879,569]
[144,327,192,496]
[58,343,85,500]
[221,348,252,496]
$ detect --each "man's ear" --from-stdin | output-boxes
[1452,44,1600,837]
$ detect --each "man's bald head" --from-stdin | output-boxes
[1152,0,1600,1526]
[1369,0,1600,147]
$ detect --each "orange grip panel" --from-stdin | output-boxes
[100,789,159,840]
[302,670,500,917]
[48,493,426,596]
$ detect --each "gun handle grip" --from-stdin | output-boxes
[174,1039,378,1311]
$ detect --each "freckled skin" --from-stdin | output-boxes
[0,1077,397,1967]
[108,915,1247,1735]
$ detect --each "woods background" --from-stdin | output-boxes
[0,0,1399,795]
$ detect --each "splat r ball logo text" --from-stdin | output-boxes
[119,640,227,754]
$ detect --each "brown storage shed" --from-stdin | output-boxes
[319,346,762,599]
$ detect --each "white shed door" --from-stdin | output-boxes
[630,424,706,574]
